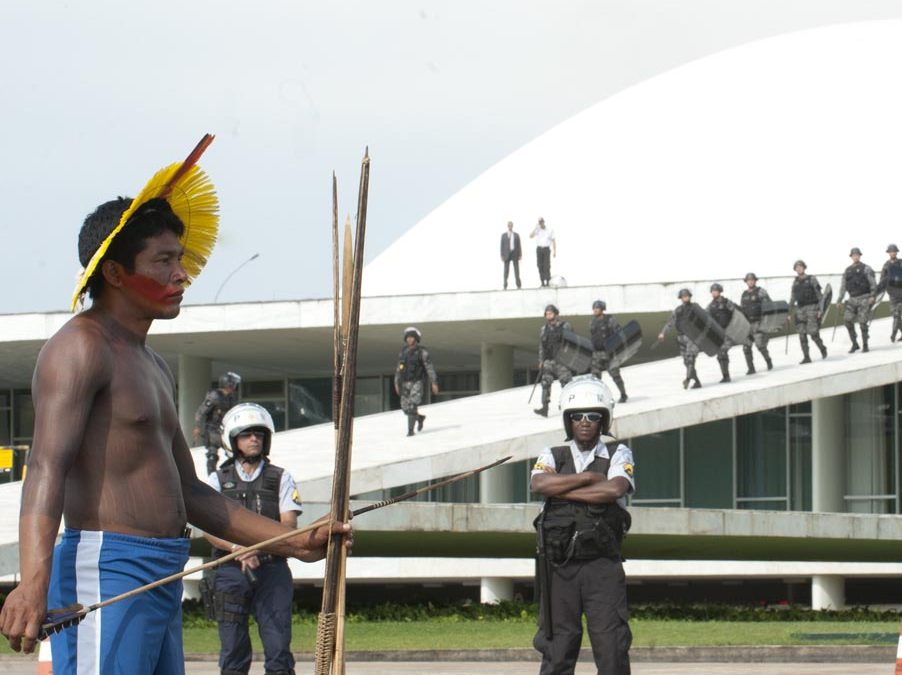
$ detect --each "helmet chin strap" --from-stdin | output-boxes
[239,453,263,465]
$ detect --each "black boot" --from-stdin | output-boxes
[813,335,827,359]
[861,325,869,353]
[799,336,811,364]
[534,387,550,417]
[718,359,731,383]
[744,350,755,375]
[763,351,773,370]
[690,367,702,388]
[406,414,416,437]
[205,449,219,475]
[846,322,859,352]
[417,414,426,430]
[614,377,628,403]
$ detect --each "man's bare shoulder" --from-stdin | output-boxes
[146,345,176,389]
[35,313,113,382]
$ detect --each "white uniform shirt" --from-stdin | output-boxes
[533,227,555,248]
[532,439,636,507]
[207,461,303,514]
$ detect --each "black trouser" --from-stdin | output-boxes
[215,559,295,675]
[534,557,631,675]
[503,257,521,288]
[537,246,551,284]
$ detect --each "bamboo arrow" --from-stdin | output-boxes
[38,455,512,641]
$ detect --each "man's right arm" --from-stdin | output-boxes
[0,325,110,653]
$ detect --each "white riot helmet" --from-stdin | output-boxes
[220,403,274,457]
[559,375,615,440]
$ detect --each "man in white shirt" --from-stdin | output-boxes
[531,376,635,675]
[529,217,556,287]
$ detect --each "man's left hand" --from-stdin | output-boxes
[431,383,439,395]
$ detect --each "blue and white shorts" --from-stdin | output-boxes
[47,529,191,675]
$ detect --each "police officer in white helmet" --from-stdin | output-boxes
[531,375,635,675]
[203,403,303,675]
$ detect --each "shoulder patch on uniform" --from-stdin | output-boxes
[533,460,548,472]
[622,463,634,477]
[291,488,302,506]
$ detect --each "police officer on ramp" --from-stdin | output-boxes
[535,305,574,417]
[878,244,902,342]
[790,260,828,364]
[740,273,774,374]
[532,375,635,675]
[837,247,877,353]
[394,327,439,437]
[194,371,241,474]
[589,300,628,403]
[658,288,702,389]
[203,403,303,675]
[707,283,739,383]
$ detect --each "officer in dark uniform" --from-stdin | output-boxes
[657,288,702,389]
[837,247,877,353]
[789,260,828,364]
[194,371,241,474]
[393,327,439,437]
[535,304,574,417]
[203,403,302,675]
[531,376,635,675]
[740,273,774,374]
[707,283,739,383]
[589,300,628,403]
[878,243,902,342]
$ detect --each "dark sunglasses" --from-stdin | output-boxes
[237,429,267,439]
[569,412,603,423]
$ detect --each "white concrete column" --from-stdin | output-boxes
[480,577,514,604]
[812,395,845,513]
[178,355,212,444]
[479,342,517,602]
[480,343,514,394]
[811,575,845,610]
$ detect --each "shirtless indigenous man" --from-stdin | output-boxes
[0,155,349,674]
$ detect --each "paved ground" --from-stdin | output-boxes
[1,659,893,674]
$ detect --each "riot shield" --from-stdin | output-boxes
[868,289,886,323]
[724,309,751,344]
[817,282,833,325]
[759,300,789,334]
[604,320,643,370]
[682,304,725,356]
[556,329,593,374]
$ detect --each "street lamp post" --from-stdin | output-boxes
[214,253,260,303]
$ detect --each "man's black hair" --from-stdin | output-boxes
[79,197,185,300]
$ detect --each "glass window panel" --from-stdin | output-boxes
[845,386,894,513]
[685,419,733,509]
[629,429,680,503]
[0,392,9,407]
[737,408,786,499]
[736,499,786,511]
[354,376,384,417]
[288,379,331,428]
[790,401,812,414]
[789,415,812,511]
[12,391,34,442]
[0,409,10,446]
[243,380,284,398]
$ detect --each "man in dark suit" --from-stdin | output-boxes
[500,220,522,289]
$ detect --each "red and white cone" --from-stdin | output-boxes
[36,638,52,675]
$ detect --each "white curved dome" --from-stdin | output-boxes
[364,20,902,295]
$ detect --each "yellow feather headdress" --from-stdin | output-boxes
[71,134,220,311]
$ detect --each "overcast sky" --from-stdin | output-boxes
[3,0,902,314]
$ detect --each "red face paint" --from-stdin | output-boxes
[120,272,183,305]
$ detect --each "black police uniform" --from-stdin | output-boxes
[533,441,634,675]
[212,461,297,675]
[195,388,239,474]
